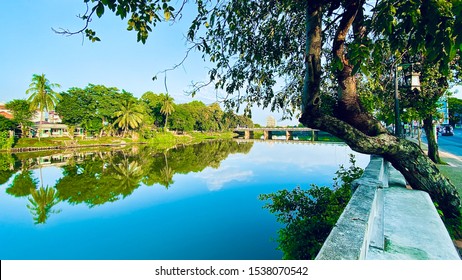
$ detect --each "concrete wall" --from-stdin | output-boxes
[315,155,387,260]
[315,156,461,260]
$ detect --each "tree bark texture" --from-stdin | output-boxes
[301,4,322,117]
[423,115,441,164]
[300,114,461,221]
[332,1,387,136]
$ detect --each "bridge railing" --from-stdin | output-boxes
[234,127,319,132]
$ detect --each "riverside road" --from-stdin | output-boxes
[436,128,462,158]
[418,127,462,159]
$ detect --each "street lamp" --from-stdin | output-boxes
[394,63,421,137]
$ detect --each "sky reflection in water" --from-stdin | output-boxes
[0,141,369,260]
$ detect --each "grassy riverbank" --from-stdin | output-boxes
[7,131,236,152]
[146,131,236,150]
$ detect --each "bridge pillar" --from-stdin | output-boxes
[286,131,293,140]
[311,130,318,141]
[244,130,254,139]
[264,131,272,140]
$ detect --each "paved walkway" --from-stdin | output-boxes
[407,136,462,256]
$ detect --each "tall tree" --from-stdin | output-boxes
[25,74,61,140]
[90,84,127,135]
[140,91,165,127]
[6,99,34,138]
[160,93,175,130]
[56,84,132,136]
[0,116,16,132]
[209,102,225,131]
[71,0,462,230]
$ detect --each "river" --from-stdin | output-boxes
[0,140,369,259]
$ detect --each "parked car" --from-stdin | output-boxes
[441,125,454,136]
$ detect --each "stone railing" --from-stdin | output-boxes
[315,155,387,260]
[315,155,460,260]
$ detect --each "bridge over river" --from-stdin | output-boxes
[233,127,320,140]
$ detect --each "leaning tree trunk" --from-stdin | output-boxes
[423,115,441,163]
[384,139,461,220]
[301,114,462,225]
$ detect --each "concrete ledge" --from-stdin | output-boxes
[316,155,385,260]
[316,155,461,260]
[367,187,461,260]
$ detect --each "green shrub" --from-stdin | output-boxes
[259,155,363,259]
[0,131,14,150]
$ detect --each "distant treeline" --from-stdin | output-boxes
[1,83,254,138]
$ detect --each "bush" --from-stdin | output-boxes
[259,155,363,259]
[0,131,14,150]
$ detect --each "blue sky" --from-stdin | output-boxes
[0,0,296,126]
[1,1,460,126]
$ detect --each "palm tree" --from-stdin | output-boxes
[113,99,144,137]
[26,74,61,140]
[160,94,175,130]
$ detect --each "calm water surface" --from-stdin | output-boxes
[0,140,368,260]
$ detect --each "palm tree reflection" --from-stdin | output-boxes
[113,157,143,197]
[159,151,174,189]
[27,186,61,224]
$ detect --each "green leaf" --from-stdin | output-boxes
[449,44,457,61]
[96,3,105,18]
[332,57,344,72]
[352,63,360,75]
[360,64,370,76]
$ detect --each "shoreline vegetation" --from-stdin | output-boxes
[1,130,343,154]
[1,131,237,154]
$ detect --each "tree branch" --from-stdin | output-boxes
[52,2,96,37]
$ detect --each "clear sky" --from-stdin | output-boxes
[1,1,460,126]
[0,0,296,126]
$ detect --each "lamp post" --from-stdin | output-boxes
[394,65,401,137]
[394,63,421,137]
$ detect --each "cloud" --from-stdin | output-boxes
[195,166,254,191]
[245,142,370,170]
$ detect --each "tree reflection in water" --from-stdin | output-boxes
[27,186,61,224]
[7,170,38,197]
[2,141,253,224]
[112,156,143,197]
[158,151,174,189]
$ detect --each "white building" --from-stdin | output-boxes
[266,116,276,127]
[31,110,62,124]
